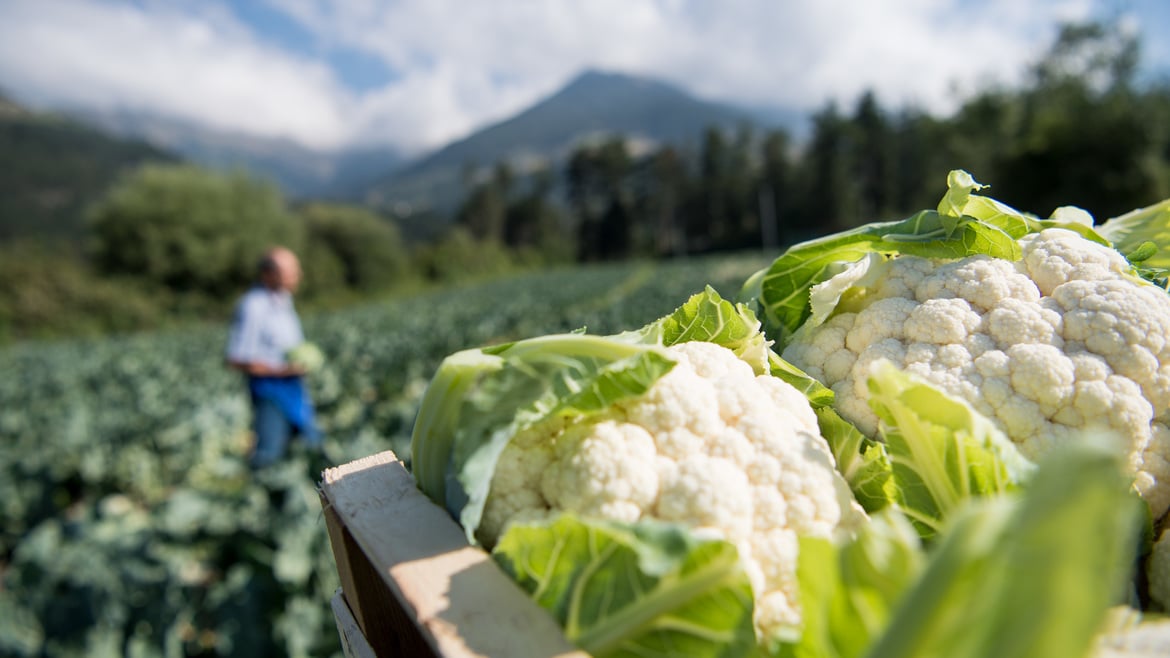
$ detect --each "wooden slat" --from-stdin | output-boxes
[322,492,437,657]
[331,588,378,658]
[320,451,587,658]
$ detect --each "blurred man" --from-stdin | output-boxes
[226,246,322,469]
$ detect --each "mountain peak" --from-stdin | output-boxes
[361,69,754,214]
[557,69,688,99]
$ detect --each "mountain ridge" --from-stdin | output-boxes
[359,69,788,213]
[0,99,176,241]
[77,109,405,199]
[3,69,806,222]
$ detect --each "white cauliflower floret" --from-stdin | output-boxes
[479,426,556,539]
[479,340,863,640]
[540,420,659,524]
[782,228,1170,517]
[1022,228,1132,295]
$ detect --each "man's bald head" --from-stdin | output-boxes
[258,246,302,293]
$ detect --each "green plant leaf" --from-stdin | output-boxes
[1099,199,1170,269]
[635,285,773,374]
[865,360,1035,540]
[935,170,986,223]
[778,509,924,658]
[866,442,1144,658]
[770,352,836,409]
[493,515,758,658]
[815,408,894,512]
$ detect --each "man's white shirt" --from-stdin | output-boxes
[226,287,304,369]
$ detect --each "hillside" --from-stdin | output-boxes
[360,70,758,214]
[81,109,405,199]
[0,98,176,241]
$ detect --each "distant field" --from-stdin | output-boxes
[0,251,769,657]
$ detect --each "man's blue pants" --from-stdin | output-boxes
[250,394,322,469]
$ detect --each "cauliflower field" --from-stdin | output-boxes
[0,254,766,657]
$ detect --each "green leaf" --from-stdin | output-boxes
[865,360,1034,540]
[640,286,835,406]
[1100,199,1170,269]
[771,353,835,409]
[635,285,773,375]
[935,170,986,223]
[410,348,506,510]
[493,515,758,658]
[0,590,44,655]
[961,195,1110,245]
[779,509,924,658]
[815,407,895,513]
[866,442,1144,658]
[1126,241,1159,263]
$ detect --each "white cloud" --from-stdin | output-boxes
[0,0,354,149]
[0,0,1115,154]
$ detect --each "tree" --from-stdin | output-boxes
[993,20,1168,217]
[456,163,511,243]
[419,226,514,282]
[692,127,731,251]
[567,138,634,261]
[89,164,300,296]
[503,167,574,264]
[638,146,689,257]
[798,103,860,232]
[851,91,895,222]
[0,240,160,341]
[759,130,792,249]
[299,203,410,294]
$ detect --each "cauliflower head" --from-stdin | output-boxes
[479,340,863,639]
[781,228,1170,517]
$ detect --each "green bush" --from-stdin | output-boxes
[89,164,302,296]
[0,242,163,342]
[298,203,411,295]
[417,226,516,283]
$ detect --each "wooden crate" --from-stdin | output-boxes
[319,451,588,658]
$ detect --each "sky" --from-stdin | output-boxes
[0,0,1167,155]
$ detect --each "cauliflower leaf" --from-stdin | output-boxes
[493,515,757,658]
[868,443,1142,658]
[783,443,1142,658]
[778,509,924,658]
[815,406,896,513]
[866,360,1035,539]
[1099,199,1170,289]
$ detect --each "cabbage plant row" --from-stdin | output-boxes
[0,254,765,657]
